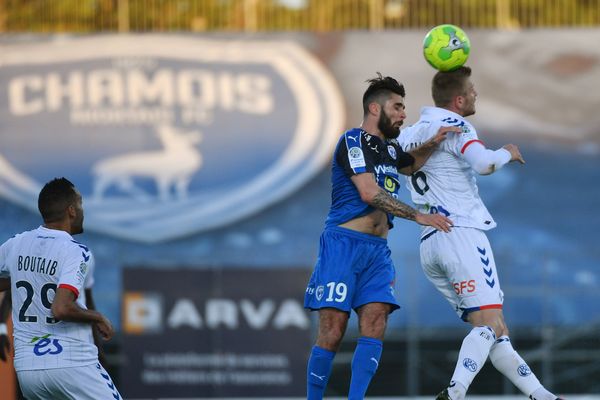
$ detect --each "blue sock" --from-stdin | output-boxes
[348,337,383,400]
[307,345,335,400]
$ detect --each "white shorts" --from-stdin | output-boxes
[420,227,504,321]
[17,362,122,400]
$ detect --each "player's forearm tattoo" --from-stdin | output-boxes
[371,189,417,221]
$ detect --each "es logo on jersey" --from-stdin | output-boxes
[0,36,344,243]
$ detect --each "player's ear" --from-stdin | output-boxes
[454,95,464,110]
[368,102,380,116]
[66,204,77,218]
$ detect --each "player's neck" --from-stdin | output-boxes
[359,121,384,141]
[444,105,465,117]
[43,221,72,234]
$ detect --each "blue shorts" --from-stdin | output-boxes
[304,226,400,313]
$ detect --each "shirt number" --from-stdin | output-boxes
[16,280,58,324]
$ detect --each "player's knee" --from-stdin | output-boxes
[316,323,346,350]
[358,311,388,338]
[316,329,344,351]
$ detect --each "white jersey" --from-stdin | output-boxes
[399,106,496,235]
[0,226,97,371]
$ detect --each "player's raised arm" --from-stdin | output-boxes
[351,173,453,232]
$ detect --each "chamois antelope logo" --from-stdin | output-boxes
[92,125,202,201]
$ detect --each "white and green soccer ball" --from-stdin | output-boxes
[423,24,471,71]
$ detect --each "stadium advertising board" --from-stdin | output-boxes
[121,268,311,397]
[0,35,343,243]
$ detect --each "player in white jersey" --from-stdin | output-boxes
[399,67,560,400]
[0,177,122,400]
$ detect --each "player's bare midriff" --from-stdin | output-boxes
[338,209,389,238]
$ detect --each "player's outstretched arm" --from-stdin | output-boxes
[463,142,524,175]
[401,126,460,175]
[52,288,114,340]
[352,173,453,232]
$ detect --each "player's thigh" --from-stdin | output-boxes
[352,243,400,313]
[305,228,370,312]
[19,363,122,400]
[421,228,504,319]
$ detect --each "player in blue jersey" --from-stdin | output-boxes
[304,73,460,400]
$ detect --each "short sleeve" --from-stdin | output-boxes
[84,253,95,289]
[394,145,415,169]
[58,242,92,299]
[446,121,481,157]
[336,130,379,177]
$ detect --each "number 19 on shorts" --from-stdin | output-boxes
[324,282,347,303]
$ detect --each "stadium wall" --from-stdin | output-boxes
[0,29,599,397]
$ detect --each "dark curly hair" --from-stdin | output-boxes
[362,72,405,116]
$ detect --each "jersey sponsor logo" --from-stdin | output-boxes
[384,176,398,193]
[32,334,64,356]
[453,280,475,295]
[387,145,397,159]
[0,36,344,242]
[374,164,398,176]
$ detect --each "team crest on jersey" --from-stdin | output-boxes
[315,285,325,301]
[387,145,397,159]
[0,36,344,242]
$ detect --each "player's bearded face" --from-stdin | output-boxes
[378,108,401,139]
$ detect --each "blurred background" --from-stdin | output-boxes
[0,0,599,399]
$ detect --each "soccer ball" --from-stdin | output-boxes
[423,24,471,71]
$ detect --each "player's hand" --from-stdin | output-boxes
[502,144,525,164]
[415,212,453,233]
[430,125,462,145]
[0,333,11,362]
[95,316,114,341]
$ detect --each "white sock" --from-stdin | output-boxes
[489,336,551,397]
[447,380,467,400]
[530,386,559,400]
[450,326,496,393]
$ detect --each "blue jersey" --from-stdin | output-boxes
[325,128,415,229]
